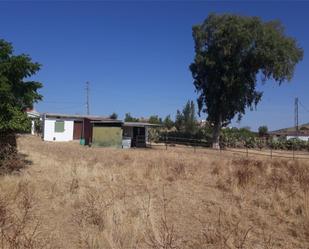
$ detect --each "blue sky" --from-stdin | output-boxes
[1,1,308,131]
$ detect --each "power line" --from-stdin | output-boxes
[42,101,84,104]
[299,100,309,113]
[295,97,298,136]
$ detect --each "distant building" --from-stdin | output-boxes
[270,123,309,142]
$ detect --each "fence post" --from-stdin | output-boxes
[293,144,295,160]
[270,147,273,159]
[165,135,167,150]
[194,139,196,153]
[246,146,248,157]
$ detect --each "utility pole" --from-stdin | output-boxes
[295,97,299,137]
[86,81,90,115]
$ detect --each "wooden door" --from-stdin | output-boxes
[73,121,83,140]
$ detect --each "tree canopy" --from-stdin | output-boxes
[190,14,303,148]
[258,125,268,137]
[124,113,139,122]
[148,115,162,125]
[163,115,174,129]
[0,39,42,134]
[175,100,198,134]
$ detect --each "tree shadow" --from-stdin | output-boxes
[18,153,33,166]
[0,152,33,175]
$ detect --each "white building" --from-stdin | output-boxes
[26,109,40,135]
[43,115,75,142]
[286,135,309,142]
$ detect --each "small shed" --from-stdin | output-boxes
[122,122,160,147]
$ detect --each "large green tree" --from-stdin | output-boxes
[0,39,42,149]
[175,100,198,134]
[190,14,303,148]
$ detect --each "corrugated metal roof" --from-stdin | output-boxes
[26,110,40,118]
[44,113,122,122]
[123,122,162,127]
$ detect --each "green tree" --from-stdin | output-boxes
[258,125,268,137]
[190,14,303,148]
[0,39,42,165]
[175,100,198,134]
[109,112,118,120]
[148,115,162,124]
[163,115,174,129]
[174,110,183,131]
[124,113,139,122]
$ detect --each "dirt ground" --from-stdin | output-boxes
[0,135,309,249]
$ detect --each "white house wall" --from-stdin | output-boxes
[287,136,309,142]
[43,118,74,142]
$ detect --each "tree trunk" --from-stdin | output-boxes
[212,123,221,149]
[212,115,222,149]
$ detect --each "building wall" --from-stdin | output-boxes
[92,126,122,148]
[287,136,309,142]
[43,118,74,142]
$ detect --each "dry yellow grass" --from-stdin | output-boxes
[0,135,309,249]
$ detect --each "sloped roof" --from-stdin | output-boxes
[26,110,40,118]
[271,123,309,136]
[123,122,162,127]
[43,113,121,122]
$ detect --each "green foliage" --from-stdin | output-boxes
[0,39,42,134]
[34,118,42,134]
[258,126,268,137]
[124,113,139,122]
[163,115,174,129]
[175,100,198,134]
[148,115,162,124]
[190,14,303,144]
[109,112,118,120]
[268,138,309,151]
[220,127,257,148]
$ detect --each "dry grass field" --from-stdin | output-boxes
[1,135,309,249]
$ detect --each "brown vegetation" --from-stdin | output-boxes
[0,135,309,248]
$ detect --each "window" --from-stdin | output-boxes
[54,121,65,133]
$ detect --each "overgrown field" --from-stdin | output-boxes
[0,135,309,249]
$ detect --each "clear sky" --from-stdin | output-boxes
[1,1,308,131]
